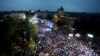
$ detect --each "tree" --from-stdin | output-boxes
[0,16,38,56]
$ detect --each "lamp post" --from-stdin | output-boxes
[87,34,94,50]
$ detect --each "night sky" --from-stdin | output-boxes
[0,0,100,13]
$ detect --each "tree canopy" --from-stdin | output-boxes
[0,16,38,56]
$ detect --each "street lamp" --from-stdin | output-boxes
[75,33,81,38]
[87,33,94,50]
[68,33,73,37]
[87,34,94,38]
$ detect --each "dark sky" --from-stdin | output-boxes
[0,0,100,13]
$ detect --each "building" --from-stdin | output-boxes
[57,6,64,17]
[52,6,76,30]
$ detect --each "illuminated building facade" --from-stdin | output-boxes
[53,6,75,27]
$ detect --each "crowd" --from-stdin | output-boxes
[12,20,99,56]
[38,23,99,56]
